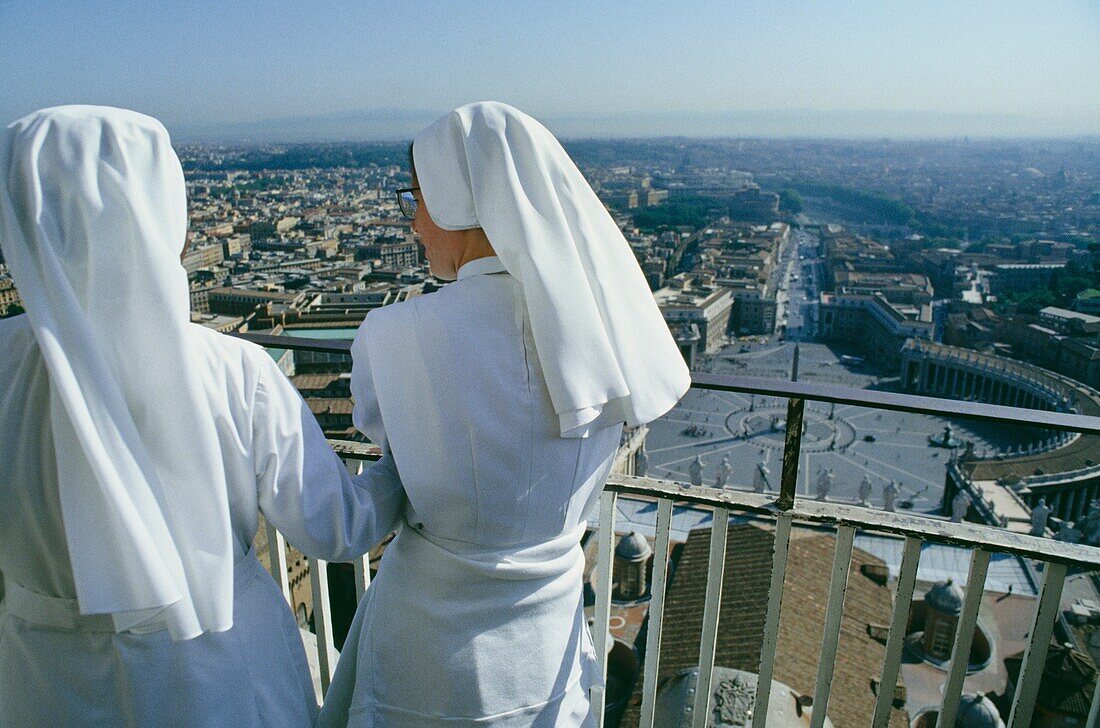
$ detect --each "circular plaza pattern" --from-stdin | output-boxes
[728,405,857,453]
[645,341,1033,515]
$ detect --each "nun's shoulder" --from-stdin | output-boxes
[414,274,512,316]
[186,323,278,377]
[356,277,510,346]
[354,296,418,354]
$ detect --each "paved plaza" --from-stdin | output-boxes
[647,342,1028,515]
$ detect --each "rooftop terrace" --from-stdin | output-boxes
[240,332,1100,728]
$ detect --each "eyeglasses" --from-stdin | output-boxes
[396,187,420,220]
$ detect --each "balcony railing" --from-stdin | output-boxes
[239,333,1100,728]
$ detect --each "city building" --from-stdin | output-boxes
[0,276,22,315]
[351,238,420,269]
[833,270,934,307]
[727,185,780,222]
[181,242,226,274]
[207,287,307,317]
[728,285,777,335]
[654,278,733,358]
[989,263,1066,295]
[1074,288,1100,316]
[811,292,933,368]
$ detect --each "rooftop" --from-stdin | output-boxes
[621,523,909,727]
[243,332,1100,728]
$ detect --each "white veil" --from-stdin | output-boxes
[0,106,233,640]
[412,102,690,437]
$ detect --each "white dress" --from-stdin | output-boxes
[319,257,622,727]
[0,315,406,727]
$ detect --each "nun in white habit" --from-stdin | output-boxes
[0,106,406,726]
[319,102,690,726]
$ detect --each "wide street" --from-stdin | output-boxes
[649,227,1027,516]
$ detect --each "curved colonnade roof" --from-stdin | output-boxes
[906,340,1100,483]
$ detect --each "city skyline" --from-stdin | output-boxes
[1,99,1098,725]
[2,0,1098,140]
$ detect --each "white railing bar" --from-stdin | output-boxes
[751,513,793,728]
[1086,668,1100,728]
[308,557,336,696]
[691,506,730,728]
[353,556,370,601]
[344,458,371,600]
[591,489,618,726]
[871,536,922,728]
[810,524,856,728]
[1007,561,1069,727]
[638,498,674,728]
[265,521,292,606]
[604,474,1100,569]
[939,548,991,725]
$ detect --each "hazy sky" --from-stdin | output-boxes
[2,0,1098,139]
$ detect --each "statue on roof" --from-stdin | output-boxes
[951,490,972,523]
[1030,497,1051,537]
[858,474,873,506]
[634,442,648,478]
[883,480,899,512]
[715,455,732,489]
[689,455,705,487]
[1055,520,1082,544]
[815,467,834,501]
[1082,499,1100,545]
[752,459,770,494]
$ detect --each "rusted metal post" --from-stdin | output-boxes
[778,344,803,510]
[777,398,803,510]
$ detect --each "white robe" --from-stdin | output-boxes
[0,316,406,727]
[319,257,622,727]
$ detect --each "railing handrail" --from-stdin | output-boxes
[325,439,1099,569]
[1018,462,1100,486]
[245,332,1100,725]
[691,371,1100,435]
[235,331,353,354]
[604,473,1100,569]
[238,332,1100,435]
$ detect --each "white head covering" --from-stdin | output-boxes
[0,106,233,640]
[413,102,690,437]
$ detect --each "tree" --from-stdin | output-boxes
[632,194,722,232]
[779,189,803,215]
[1,303,24,319]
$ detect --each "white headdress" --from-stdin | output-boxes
[0,106,233,640]
[413,102,690,437]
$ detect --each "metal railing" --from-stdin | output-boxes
[241,333,1100,728]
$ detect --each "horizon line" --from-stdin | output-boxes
[174,132,1100,146]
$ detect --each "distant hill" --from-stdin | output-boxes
[173,108,440,143]
[172,107,1071,144]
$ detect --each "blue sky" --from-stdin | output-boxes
[2,1,1097,139]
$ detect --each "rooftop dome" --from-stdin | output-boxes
[615,531,652,562]
[956,693,1005,728]
[925,578,965,616]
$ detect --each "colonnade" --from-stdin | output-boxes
[903,358,1059,412]
[902,355,1076,454]
[1028,481,1100,524]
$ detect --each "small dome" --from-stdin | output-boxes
[925,578,965,616]
[956,693,1004,727]
[615,531,652,562]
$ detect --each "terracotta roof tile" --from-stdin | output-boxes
[621,522,907,727]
